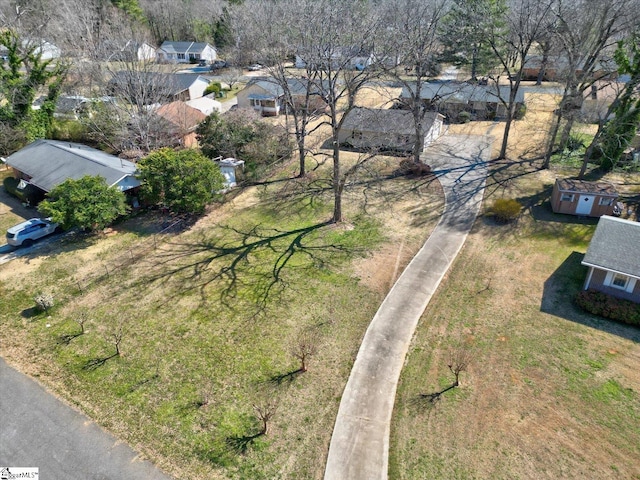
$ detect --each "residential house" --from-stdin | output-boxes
[295,46,374,71]
[550,179,619,217]
[103,40,157,62]
[107,72,210,103]
[338,107,444,153]
[581,80,626,123]
[400,81,526,122]
[522,55,615,82]
[5,139,140,195]
[236,77,328,116]
[185,96,222,116]
[154,101,206,148]
[0,39,61,61]
[157,41,217,64]
[581,216,640,304]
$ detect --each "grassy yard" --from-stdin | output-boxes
[390,158,640,479]
[0,154,443,480]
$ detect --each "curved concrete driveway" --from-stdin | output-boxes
[324,134,490,480]
[0,358,173,480]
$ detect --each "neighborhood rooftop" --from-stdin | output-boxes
[582,216,640,279]
[341,107,441,136]
[402,81,526,103]
[158,41,212,54]
[5,139,139,192]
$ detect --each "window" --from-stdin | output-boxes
[590,85,597,100]
[351,131,363,140]
[611,273,629,290]
[177,53,185,60]
[561,193,574,202]
[599,197,614,206]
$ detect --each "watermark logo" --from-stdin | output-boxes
[0,467,39,479]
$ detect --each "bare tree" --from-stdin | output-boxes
[542,0,638,168]
[421,345,473,404]
[487,0,556,160]
[381,0,449,164]
[290,330,318,373]
[253,397,279,436]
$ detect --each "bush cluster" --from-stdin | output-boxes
[399,159,432,177]
[574,290,640,325]
[491,198,522,223]
[34,292,55,313]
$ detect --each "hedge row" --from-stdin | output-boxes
[574,289,640,326]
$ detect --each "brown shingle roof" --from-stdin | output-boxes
[555,179,618,196]
[155,101,206,131]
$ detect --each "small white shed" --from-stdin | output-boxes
[217,158,245,188]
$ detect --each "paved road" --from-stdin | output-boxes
[324,134,490,480]
[0,358,173,479]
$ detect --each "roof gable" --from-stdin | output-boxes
[555,179,618,196]
[155,101,206,130]
[159,41,214,55]
[582,216,640,278]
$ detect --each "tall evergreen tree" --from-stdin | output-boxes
[439,0,507,80]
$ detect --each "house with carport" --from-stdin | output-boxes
[581,216,640,304]
[4,139,140,200]
[236,77,328,116]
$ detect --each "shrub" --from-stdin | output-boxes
[574,290,640,326]
[399,159,432,177]
[34,292,55,313]
[204,82,222,96]
[458,111,471,123]
[491,198,522,223]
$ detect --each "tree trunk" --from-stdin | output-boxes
[298,143,306,178]
[543,111,563,168]
[332,138,342,223]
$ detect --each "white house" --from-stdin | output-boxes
[157,41,217,64]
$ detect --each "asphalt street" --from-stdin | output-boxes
[0,358,173,479]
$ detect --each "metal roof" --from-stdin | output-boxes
[582,216,640,278]
[5,139,140,192]
[401,81,526,104]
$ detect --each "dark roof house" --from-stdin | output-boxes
[107,72,211,103]
[236,77,329,116]
[400,81,526,122]
[5,139,140,193]
[338,107,444,152]
[581,216,640,303]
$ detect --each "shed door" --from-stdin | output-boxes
[576,195,595,215]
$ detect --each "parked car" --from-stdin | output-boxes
[210,60,228,70]
[247,63,263,71]
[6,218,60,247]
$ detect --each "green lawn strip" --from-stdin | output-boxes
[0,172,396,479]
[389,206,640,479]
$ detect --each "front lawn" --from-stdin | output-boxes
[0,154,443,479]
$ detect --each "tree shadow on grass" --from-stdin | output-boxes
[225,432,264,455]
[139,221,362,313]
[82,352,119,371]
[541,251,640,342]
[268,368,304,386]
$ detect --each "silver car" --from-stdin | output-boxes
[6,218,60,247]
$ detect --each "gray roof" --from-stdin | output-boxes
[341,107,441,136]
[108,72,208,97]
[5,139,140,192]
[582,216,640,278]
[401,81,525,104]
[246,77,328,98]
[158,41,213,55]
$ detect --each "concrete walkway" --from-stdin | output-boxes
[324,134,490,480]
[0,358,173,480]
